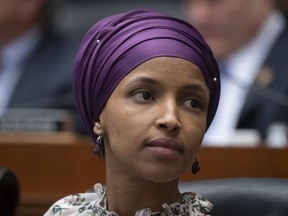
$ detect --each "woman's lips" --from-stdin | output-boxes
[145,138,183,155]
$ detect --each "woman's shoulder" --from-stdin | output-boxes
[156,192,213,216]
[43,183,113,216]
[183,192,213,214]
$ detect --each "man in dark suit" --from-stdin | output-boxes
[184,0,288,146]
[0,0,82,133]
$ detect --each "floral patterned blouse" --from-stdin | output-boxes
[44,183,213,216]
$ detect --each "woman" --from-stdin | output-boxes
[45,9,220,216]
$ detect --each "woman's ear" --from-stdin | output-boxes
[93,122,102,135]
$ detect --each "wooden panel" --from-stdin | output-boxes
[0,137,105,195]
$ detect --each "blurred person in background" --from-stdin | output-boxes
[184,0,288,146]
[0,0,81,132]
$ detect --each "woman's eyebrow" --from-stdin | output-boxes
[129,76,160,86]
[129,76,209,97]
[182,84,209,97]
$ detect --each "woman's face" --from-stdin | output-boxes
[96,57,209,183]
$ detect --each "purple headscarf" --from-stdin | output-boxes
[73,9,220,154]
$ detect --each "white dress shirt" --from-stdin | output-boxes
[203,11,286,146]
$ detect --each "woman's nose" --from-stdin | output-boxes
[155,101,181,131]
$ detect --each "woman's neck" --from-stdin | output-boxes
[106,176,181,216]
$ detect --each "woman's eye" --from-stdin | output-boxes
[133,91,153,101]
[183,98,201,109]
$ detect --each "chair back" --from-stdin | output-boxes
[0,168,20,216]
[180,178,288,216]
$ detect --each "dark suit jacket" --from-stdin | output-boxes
[237,19,288,139]
[8,29,78,110]
[6,29,85,133]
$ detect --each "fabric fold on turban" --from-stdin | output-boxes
[73,9,220,145]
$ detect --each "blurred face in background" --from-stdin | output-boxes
[184,0,275,60]
[0,0,45,45]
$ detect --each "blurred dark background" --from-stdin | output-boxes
[55,0,184,41]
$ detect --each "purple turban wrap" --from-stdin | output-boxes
[73,9,220,154]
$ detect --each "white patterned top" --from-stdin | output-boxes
[44,183,212,216]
